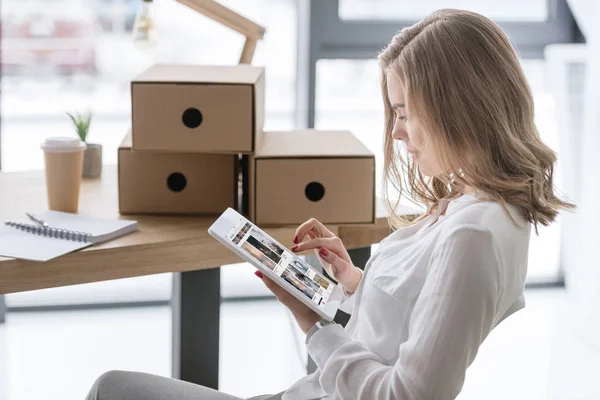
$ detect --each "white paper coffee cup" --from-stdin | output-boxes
[42,137,86,213]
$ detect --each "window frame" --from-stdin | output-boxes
[295,0,583,128]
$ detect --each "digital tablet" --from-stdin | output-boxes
[208,208,343,321]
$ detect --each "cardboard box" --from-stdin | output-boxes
[131,64,265,154]
[248,130,375,226]
[118,132,238,215]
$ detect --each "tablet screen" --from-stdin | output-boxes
[227,218,335,308]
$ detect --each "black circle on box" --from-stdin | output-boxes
[167,172,187,193]
[182,108,203,128]
[305,182,325,202]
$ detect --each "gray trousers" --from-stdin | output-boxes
[85,370,283,400]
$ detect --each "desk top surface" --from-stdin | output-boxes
[0,166,417,294]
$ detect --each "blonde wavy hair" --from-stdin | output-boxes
[379,9,575,234]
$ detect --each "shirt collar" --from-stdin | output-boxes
[442,192,482,214]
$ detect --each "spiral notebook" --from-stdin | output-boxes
[0,211,138,262]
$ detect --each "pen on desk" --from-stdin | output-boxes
[26,213,49,229]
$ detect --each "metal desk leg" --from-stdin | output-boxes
[306,246,371,374]
[0,295,5,324]
[172,269,221,389]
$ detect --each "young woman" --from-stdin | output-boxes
[85,9,574,400]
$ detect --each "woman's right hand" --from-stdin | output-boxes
[291,218,363,295]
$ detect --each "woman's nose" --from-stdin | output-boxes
[392,124,407,141]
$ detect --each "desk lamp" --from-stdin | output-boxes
[132,0,266,64]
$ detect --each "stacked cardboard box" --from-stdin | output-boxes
[248,130,375,225]
[119,64,264,215]
[119,63,375,226]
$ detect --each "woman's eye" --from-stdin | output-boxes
[397,114,407,122]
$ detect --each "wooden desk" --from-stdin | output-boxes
[0,166,411,388]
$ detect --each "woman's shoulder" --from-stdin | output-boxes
[442,194,528,235]
[437,197,531,261]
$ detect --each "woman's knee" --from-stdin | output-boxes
[86,370,131,400]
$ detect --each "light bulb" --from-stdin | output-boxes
[132,0,158,50]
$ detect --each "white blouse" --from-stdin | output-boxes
[281,192,531,400]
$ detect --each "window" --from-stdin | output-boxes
[1,0,296,172]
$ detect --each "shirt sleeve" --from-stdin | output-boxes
[305,322,320,345]
[306,226,502,400]
[337,267,363,315]
[338,291,356,314]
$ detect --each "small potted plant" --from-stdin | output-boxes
[67,110,102,178]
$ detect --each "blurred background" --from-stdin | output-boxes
[0,0,598,399]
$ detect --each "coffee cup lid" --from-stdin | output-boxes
[41,137,87,153]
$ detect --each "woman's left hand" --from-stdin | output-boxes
[255,271,321,334]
